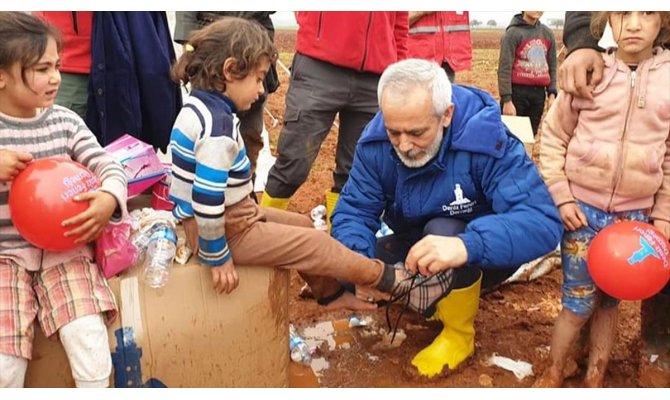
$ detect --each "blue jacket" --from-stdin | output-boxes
[331,85,562,268]
[87,12,182,151]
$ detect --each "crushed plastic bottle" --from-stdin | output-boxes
[310,205,327,231]
[289,324,312,364]
[143,223,177,288]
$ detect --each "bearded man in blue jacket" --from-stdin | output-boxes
[331,58,563,378]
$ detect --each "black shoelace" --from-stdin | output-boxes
[384,272,433,345]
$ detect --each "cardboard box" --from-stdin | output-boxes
[25,262,290,387]
[105,134,167,198]
[501,115,535,156]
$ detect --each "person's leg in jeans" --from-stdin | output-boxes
[525,86,547,136]
[510,84,545,136]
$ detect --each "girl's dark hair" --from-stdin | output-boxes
[172,16,277,92]
[591,12,670,48]
[0,12,62,85]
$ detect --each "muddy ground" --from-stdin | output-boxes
[265,29,641,388]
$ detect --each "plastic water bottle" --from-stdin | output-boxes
[143,224,177,288]
[289,324,311,364]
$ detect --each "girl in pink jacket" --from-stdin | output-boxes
[536,12,670,388]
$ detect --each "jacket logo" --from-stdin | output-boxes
[442,184,477,216]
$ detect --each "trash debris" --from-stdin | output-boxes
[650,354,659,363]
[374,329,406,349]
[303,321,336,351]
[486,353,534,380]
[310,205,327,231]
[289,324,312,365]
[174,237,193,265]
[504,247,560,284]
[478,373,493,387]
[310,357,330,376]
[298,283,314,299]
[348,316,368,328]
[404,323,428,331]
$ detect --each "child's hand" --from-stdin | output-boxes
[0,149,33,181]
[62,191,118,244]
[653,220,670,241]
[211,259,239,294]
[502,101,517,116]
[558,202,588,231]
[182,217,199,254]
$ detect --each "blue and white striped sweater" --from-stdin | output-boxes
[168,90,252,266]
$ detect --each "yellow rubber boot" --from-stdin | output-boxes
[411,274,482,377]
[260,192,289,210]
[325,190,339,233]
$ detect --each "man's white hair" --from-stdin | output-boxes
[377,58,452,117]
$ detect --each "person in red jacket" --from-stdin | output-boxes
[34,12,92,119]
[408,11,472,82]
[261,12,408,230]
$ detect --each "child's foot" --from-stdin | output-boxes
[324,291,378,311]
[532,369,563,388]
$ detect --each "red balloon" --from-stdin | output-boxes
[588,221,670,300]
[9,158,100,252]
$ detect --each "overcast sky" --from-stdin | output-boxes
[270,11,567,28]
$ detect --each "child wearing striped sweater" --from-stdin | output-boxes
[169,17,401,311]
[0,13,127,387]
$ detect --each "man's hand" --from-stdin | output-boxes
[558,202,588,231]
[653,220,670,241]
[502,101,516,116]
[211,259,239,294]
[558,48,604,99]
[0,149,32,182]
[62,191,118,243]
[405,235,468,277]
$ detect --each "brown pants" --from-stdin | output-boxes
[224,197,383,299]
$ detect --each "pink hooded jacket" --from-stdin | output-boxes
[540,47,670,221]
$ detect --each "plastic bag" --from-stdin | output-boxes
[96,216,140,278]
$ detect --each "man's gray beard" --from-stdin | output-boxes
[394,130,443,168]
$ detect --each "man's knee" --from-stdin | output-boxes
[423,217,467,237]
[59,314,111,388]
[0,353,28,388]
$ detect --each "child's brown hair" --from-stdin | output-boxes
[591,12,670,48]
[0,12,62,85]
[172,16,277,92]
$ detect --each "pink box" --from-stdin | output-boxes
[104,134,167,198]
[151,163,174,211]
